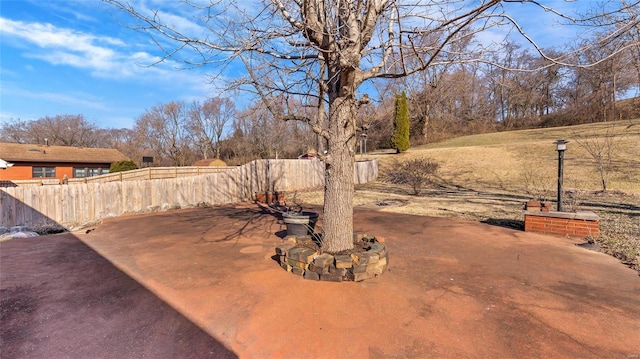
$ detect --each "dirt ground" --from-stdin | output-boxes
[2,203,639,358]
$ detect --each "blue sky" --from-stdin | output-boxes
[1,0,218,129]
[1,0,593,130]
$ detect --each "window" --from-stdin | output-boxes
[73,167,109,178]
[73,168,86,178]
[33,167,55,178]
[89,167,109,176]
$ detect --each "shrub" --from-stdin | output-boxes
[385,157,439,195]
[110,160,138,173]
[391,91,410,152]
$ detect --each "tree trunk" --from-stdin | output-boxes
[422,104,430,142]
[321,96,357,253]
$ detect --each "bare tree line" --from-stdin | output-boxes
[0,98,318,167]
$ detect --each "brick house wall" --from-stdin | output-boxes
[0,162,110,181]
[1,143,129,182]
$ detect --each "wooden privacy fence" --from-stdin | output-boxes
[0,166,236,187]
[0,158,378,229]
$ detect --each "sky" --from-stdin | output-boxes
[0,0,597,130]
[1,0,220,129]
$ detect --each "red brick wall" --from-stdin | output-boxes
[525,214,599,238]
[0,162,107,180]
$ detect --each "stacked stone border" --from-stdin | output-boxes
[524,210,599,238]
[275,234,388,282]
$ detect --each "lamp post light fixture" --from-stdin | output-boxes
[555,139,568,212]
[359,133,368,159]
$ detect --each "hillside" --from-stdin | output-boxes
[378,118,640,195]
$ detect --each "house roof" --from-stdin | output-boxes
[193,158,227,167]
[0,143,130,164]
[297,153,317,159]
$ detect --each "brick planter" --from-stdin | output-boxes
[275,234,388,282]
[255,191,285,205]
[524,211,600,238]
[525,201,553,212]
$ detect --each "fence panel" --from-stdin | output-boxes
[0,159,378,229]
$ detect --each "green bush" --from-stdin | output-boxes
[385,157,439,195]
[110,160,138,173]
[391,91,410,152]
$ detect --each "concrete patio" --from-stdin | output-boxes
[2,203,639,358]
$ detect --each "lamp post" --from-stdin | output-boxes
[360,133,368,159]
[555,139,568,212]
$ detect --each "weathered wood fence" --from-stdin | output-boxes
[0,159,378,229]
[1,166,237,187]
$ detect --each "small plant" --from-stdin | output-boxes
[110,160,138,172]
[522,165,554,203]
[385,157,439,195]
[571,122,625,193]
[564,177,587,212]
[281,191,302,214]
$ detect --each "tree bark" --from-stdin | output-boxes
[322,96,357,253]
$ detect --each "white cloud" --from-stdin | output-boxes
[0,17,122,73]
[0,3,241,129]
[0,16,213,88]
[0,18,124,49]
[130,0,211,39]
[154,10,206,37]
[474,27,509,50]
[4,87,109,111]
[25,0,101,24]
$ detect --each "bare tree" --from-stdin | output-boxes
[565,37,637,123]
[96,127,143,163]
[0,115,100,147]
[572,123,623,193]
[626,4,640,98]
[105,0,638,253]
[224,99,316,163]
[135,102,195,166]
[188,97,235,160]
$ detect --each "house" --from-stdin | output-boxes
[193,158,228,167]
[297,148,326,160]
[0,142,129,181]
[297,153,317,159]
